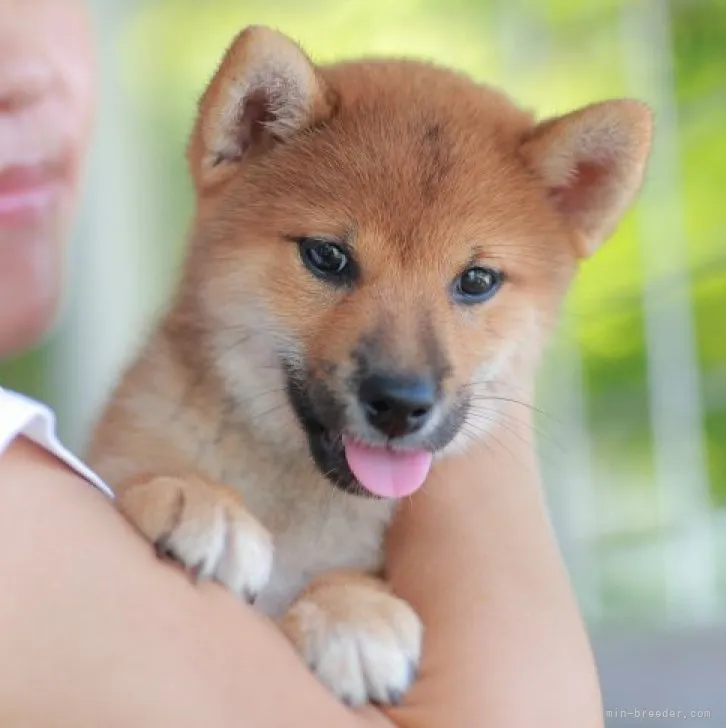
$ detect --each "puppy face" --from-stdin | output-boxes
[183,28,652,498]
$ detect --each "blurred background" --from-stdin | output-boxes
[1,0,724,724]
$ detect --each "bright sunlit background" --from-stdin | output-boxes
[1,1,724,724]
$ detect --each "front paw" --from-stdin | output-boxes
[280,572,423,707]
[117,474,273,602]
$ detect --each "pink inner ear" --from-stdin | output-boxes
[548,160,609,216]
[237,90,274,155]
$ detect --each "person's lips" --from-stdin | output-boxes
[0,164,60,226]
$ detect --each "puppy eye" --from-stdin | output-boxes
[297,238,356,284]
[452,266,503,304]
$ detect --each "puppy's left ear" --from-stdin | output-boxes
[521,100,653,258]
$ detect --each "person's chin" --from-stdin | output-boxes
[0,199,65,357]
[0,295,58,357]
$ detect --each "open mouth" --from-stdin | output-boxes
[300,420,436,500]
[285,365,466,499]
[341,435,433,498]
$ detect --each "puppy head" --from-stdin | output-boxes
[184,26,652,498]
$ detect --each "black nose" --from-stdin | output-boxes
[358,374,436,438]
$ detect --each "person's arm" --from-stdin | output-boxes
[382,408,604,728]
[0,436,383,728]
[0,424,602,728]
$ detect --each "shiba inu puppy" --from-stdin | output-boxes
[87,25,652,707]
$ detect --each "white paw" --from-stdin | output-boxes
[282,580,422,706]
[120,475,273,602]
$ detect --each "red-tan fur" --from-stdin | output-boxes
[87,26,652,706]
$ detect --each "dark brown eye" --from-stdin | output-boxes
[453,266,503,304]
[298,238,356,285]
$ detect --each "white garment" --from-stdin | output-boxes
[0,387,114,498]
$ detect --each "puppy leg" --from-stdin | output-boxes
[117,473,273,602]
[280,570,423,707]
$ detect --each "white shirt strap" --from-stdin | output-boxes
[0,387,114,499]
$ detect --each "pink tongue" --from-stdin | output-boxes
[343,438,433,498]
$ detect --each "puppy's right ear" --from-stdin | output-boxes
[188,26,337,190]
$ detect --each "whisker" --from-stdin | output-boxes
[458,421,519,466]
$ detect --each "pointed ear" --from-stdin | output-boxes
[187,26,337,190]
[521,100,653,257]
